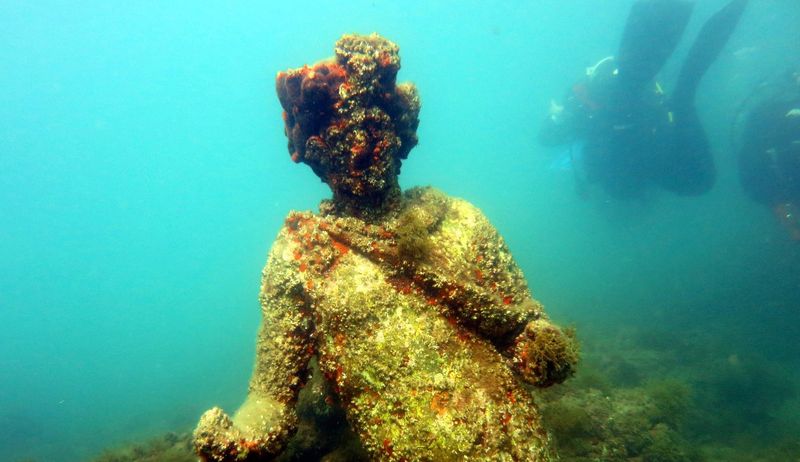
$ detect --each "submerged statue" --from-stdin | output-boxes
[194,33,578,462]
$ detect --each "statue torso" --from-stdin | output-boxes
[262,187,553,461]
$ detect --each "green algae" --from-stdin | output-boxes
[91,432,194,462]
[644,378,692,428]
[539,374,698,461]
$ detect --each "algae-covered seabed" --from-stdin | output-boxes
[3,1,800,461]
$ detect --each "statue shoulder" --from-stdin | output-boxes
[260,211,322,295]
[402,186,489,225]
[401,187,498,251]
[269,210,319,258]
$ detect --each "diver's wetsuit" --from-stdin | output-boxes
[739,95,800,206]
[737,80,800,240]
[539,0,748,199]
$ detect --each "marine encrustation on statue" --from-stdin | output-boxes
[194,33,578,462]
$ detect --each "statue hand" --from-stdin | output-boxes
[193,399,297,462]
[509,319,578,388]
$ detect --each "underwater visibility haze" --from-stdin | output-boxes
[1,1,800,461]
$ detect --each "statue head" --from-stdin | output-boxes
[276,34,420,213]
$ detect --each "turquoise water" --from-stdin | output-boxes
[1,1,799,460]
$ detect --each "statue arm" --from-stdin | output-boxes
[194,234,315,461]
[440,200,578,388]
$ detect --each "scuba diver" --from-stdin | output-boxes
[539,0,749,199]
[738,69,800,240]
